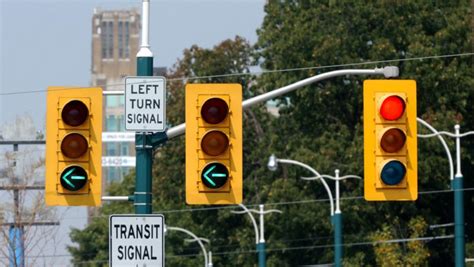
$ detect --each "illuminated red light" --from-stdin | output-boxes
[380,95,405,121]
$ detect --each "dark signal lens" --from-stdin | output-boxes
[61,133,88,158]
[381,160,406,185]
[62,100,89,126]
[380,95,405,121]
[201,98,228,124]
[201,130,229,156]
[381,128,406,153]
[201,162,229,189]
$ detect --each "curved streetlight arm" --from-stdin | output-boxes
[167,67,398,139]
[418,130,474,138]
[301,175,361,181]
[185,237,210,244]
[231,204,260,244]
[276,158,334,216]
[166,226,208,267]
[258,209,283,215]
[417,118,454,180]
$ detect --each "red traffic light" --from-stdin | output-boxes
[201,98,229,124]
[380,128,406,153]
[201,130,229,156]
[380,95,405,121]
[61,133,88,158]
[62,100,89,126]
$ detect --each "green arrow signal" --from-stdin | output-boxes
[203,165,218,187]
[62,168,86,189]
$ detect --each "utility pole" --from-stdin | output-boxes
[0,140,59,267]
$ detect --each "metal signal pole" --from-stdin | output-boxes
[135,0,155,215]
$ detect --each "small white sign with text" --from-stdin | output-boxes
[125,77,166,131]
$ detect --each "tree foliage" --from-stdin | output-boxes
[70,1,473,266]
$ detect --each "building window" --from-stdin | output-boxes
[118,21,123,58]
[108,168,119,181]
[121,144,129,155]
[101,20,114,59]
[107,96,119,108]
[106,143,117,155]
[106,115,118,131]
[108,21,113,58]
[125,21,130,58]
[117,115,125,131]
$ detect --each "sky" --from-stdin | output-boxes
[0,0,265,265]
[0,0,265,131]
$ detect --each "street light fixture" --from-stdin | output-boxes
[267,154,361,267]
[231,204,282,267]
[165,225,212,267]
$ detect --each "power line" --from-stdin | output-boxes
[1,52,472,96]
[6,234,453,262]
[56,187,474,221]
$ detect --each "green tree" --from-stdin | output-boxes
[69,1,474,266]
[256,0,473,265]
[371,216,430,266]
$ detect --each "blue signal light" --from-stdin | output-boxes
[381,160,406,185]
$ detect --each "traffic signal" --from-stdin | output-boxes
[363,80,417,201]
[185,84,242,205]
[45,87,102,206]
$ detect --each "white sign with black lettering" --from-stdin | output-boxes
[109,214,165,267]
[125,77,166,131]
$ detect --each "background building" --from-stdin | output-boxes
[91,8,140,184]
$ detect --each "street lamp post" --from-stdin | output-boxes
[268,155,361,267]
[165,226,212,267]
[231,204,282,267]
[418,121,474,267]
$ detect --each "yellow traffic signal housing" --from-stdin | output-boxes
[364,80,417,201]
[45,87,102,206]
[185,84,242,205]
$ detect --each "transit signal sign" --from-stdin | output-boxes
[125,77,166,131]
[109,214,165,267]
[363,80,418,201]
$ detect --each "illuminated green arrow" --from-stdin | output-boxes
[203,165,227,187]
[62,168,86,189]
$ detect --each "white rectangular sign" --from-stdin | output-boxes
[125,77,166,132]
[109,214,165,267]
[102,156,136,167]
[102,132,135,142]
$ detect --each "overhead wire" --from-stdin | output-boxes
[52,187,474,221]
[3,233,453,262]
[0,52,473,96]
